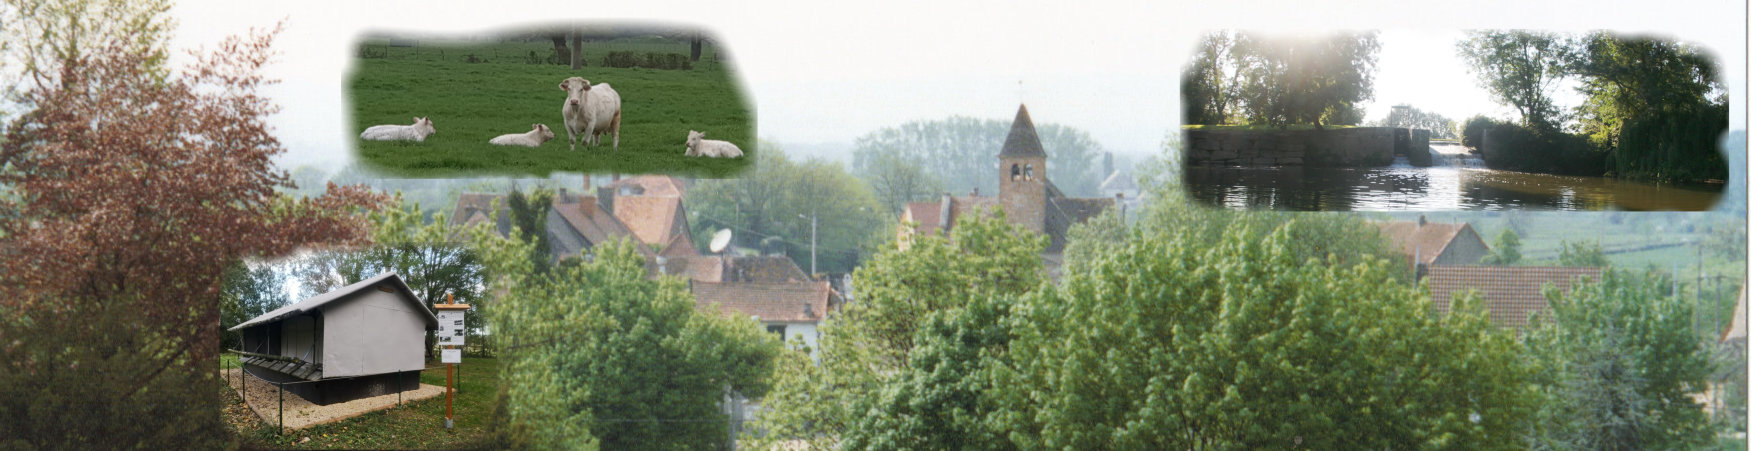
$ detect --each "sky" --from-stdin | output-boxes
[160,0,1749,172]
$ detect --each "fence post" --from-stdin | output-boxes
[278,382,284,435]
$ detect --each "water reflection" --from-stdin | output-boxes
[1184,145,1723,211]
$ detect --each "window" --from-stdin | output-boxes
[766,324,787,336]
[1024,164,1035,180]
[1010,164,1021,181]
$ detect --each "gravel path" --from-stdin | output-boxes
[221,368,446,430]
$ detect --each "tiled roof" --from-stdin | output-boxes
[603,175,685,197]
[1100,170,1139,192]
[902,201,944,236]
[692,281,839,323]
[996,104,1047,159]
[662,255,809,283]
[1376,220,1478,265]
[1425,265,1605,329]
[613,195,686,250]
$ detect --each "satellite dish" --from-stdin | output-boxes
[709,229,734,254]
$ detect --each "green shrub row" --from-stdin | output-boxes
[602,51,693,70]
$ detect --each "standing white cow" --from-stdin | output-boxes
[558,77,621,151]
[360,117,436,142]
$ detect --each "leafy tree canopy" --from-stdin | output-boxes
[689,143,888,274]
[850,116,1108,199]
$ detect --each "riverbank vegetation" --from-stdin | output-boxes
[1181,31,1380,129]
[1459,31,1727,184]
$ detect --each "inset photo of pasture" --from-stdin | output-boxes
[348,24,753,177]
[1180,30,1732,211]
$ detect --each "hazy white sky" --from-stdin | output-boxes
[164,0,1747,171]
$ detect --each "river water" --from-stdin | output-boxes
[1184,142,1724,211]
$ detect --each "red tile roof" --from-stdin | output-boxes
[1426,265,1605,329]
[1376,220,1482,265]
[603,175,685,197]
[613,195,686,250]
[692,281,839,323]
[661,255,809,283]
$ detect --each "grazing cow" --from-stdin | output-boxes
[558,77,621,151]
[489,124,556,147]
[360,117,436,142]
[684,130,743,158]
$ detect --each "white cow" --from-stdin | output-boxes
[558,77,621,151]
[489,124,556,147]
[684,130,744,158]
[360,117,436,142]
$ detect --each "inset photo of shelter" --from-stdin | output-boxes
[349,23,753,178]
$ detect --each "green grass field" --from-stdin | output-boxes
[349,38,753,178]
[230,357,501,449]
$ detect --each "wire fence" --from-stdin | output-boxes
[353,38,726,70]
[222,351,457,435]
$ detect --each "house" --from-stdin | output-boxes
[600,176,698,258]
[1424,265,1604,329]
[897,104,1115,274]
[1374,216,1491,275]
[1099,169,1142,214]
[659,254,812,283]
[451,186,657,263]
[692,280,843,355]
[229,272,437,405]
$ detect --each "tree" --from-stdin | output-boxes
[1557,240,1609,267]
[1374,104,1457,139]
[689,143,887,274]
[996,216,1534,449]
[861,150,945,215]
[1482,228,1523,265]
[1233,31,1381,128]
[219,261,290,351]
[850,117,1108,198]
[505,188,554,274]
[1182,31,1243,125]
[0,0,175,119]
[1457,31,1573,131]
[0,25,387,448]
[750,211,1047,449]
[467,227,781,449]
[1567,33,1727,182]
[1523,270,1711,449]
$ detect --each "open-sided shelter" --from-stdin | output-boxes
[229,272,437,405]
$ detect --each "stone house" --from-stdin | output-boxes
[692,280,843,356]
[230,272,437,405]
[1374,216,1491,276]
[898,104,1115,275]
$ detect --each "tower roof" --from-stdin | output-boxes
[997,104,1048,159]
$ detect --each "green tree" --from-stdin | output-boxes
[750,211,1047,449]
[1182,31,1243,125]
[218,261,290,351]
[996,217,1533,449]
[505,187,554,274]
[467,226,782,449]
[1233,31,1381,128]
[1374,104,1457,139]
[1567,33,1727,182]
[1458,31,1573,131]
[1523,270,1711,449]
[689,143,886,274]
[860,150,944,215]
[1460,114,1501,150]
[1557,240,1609,267]
[0,25,388,448]
[1482,228,1523,265]
[850,117,1108,198]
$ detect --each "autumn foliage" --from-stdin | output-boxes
[0,25,387,448]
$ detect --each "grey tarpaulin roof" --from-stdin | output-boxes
[228,272,438,331]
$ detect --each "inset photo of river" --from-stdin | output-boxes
[1180,30,1732,211]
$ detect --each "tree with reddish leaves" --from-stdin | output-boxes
[0,24,388,448]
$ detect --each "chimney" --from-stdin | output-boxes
[597,186,616,215]
[583,174,592,191]
[938,194,953,232]
[558,188,569,202]
[971,187,979,197]
[1417,214,1427,227]
[612,173,621,183]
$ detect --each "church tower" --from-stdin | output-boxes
[997,104,1047,234]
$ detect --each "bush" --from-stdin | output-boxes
[602,50,639,68]
[1614,102,1729,182]
[1461,115,1499,150]
[1480,122,1607,176]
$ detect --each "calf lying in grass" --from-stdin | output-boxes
[684,130,743,158]
[489,124,556,147]
[361,117,436,142]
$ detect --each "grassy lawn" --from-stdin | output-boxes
[229,356,501,449]
[349,37,753,178]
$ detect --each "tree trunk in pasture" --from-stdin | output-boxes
[690,38,703,61]
[570,29,583,70]
[549,35,569,65]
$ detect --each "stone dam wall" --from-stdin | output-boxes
[1185,127,1431,168]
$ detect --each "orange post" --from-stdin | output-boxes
[445,361,455,429]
